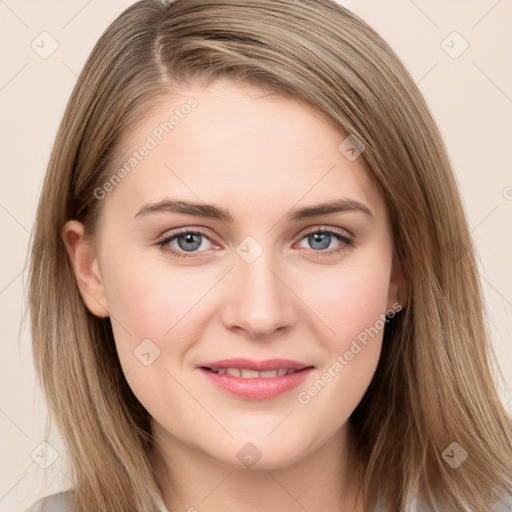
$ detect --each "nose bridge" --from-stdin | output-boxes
[223,242,297,337]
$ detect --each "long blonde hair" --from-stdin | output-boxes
[27,0,512,510]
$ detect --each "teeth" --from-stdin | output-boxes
[240,369,260,379]
[210,368,298,378]
[260,370,280,378]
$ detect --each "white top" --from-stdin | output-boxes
[24,489,512,511]
[24,491,170,512]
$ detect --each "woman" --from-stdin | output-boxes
[26,0,512,511]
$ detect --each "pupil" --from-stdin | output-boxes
[310,232,330,250]
[178,233,201,251]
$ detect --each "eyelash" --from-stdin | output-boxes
[155,227,354,259]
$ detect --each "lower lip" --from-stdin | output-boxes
[198,368,313,400]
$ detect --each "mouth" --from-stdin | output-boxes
[197,358,314,400]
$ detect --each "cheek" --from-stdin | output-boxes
[101,251,202,338]
[293,249,391,406]
[98,254,177,382]
[296,253,392,346]
[100,256,195,413]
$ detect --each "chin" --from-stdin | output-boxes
[207,438,311,471]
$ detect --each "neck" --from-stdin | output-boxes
[151,421,365,512]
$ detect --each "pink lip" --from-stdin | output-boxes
[197,358,314,400]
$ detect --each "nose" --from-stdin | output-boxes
[221,250,298,339]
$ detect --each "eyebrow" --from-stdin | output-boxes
[135,197,374,223]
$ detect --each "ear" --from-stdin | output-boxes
[387,250,408,312]
[61,220,109,318]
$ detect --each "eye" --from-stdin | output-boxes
[155,226,354,259]
[295,227,354,258]
[155,228,215,258]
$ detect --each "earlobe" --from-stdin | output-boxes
[387,252,408,312]
[61,220,110,318]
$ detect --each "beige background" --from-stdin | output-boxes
[1,1,511,510]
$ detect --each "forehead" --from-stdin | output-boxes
[104,78,385,221]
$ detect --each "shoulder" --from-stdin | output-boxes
[23,490,171,512]
[23,491,75,512]
[374,493,512,511]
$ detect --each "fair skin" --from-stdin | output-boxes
[63,78,406,512]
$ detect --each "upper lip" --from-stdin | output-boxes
[199,358,313,372]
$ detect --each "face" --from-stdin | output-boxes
[64,77,405,471]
